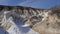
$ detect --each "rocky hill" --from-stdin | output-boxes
[0,5,60,34]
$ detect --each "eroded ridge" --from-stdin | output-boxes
[0,5,52,34]
[0,5,49,18]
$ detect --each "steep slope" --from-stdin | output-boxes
[0,5,60,34]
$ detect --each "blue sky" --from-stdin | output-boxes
[0,0,60,8]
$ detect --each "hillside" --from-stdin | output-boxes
[0,5,60,34]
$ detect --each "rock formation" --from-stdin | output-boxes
[0,5,60,34]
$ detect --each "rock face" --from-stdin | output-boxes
[0,5,60,34]
[0,5,49,28]
[0,5,49,34]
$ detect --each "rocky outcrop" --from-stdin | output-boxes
[0,5,60,34]
[0,5,49,28]
[0,5,49,34]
